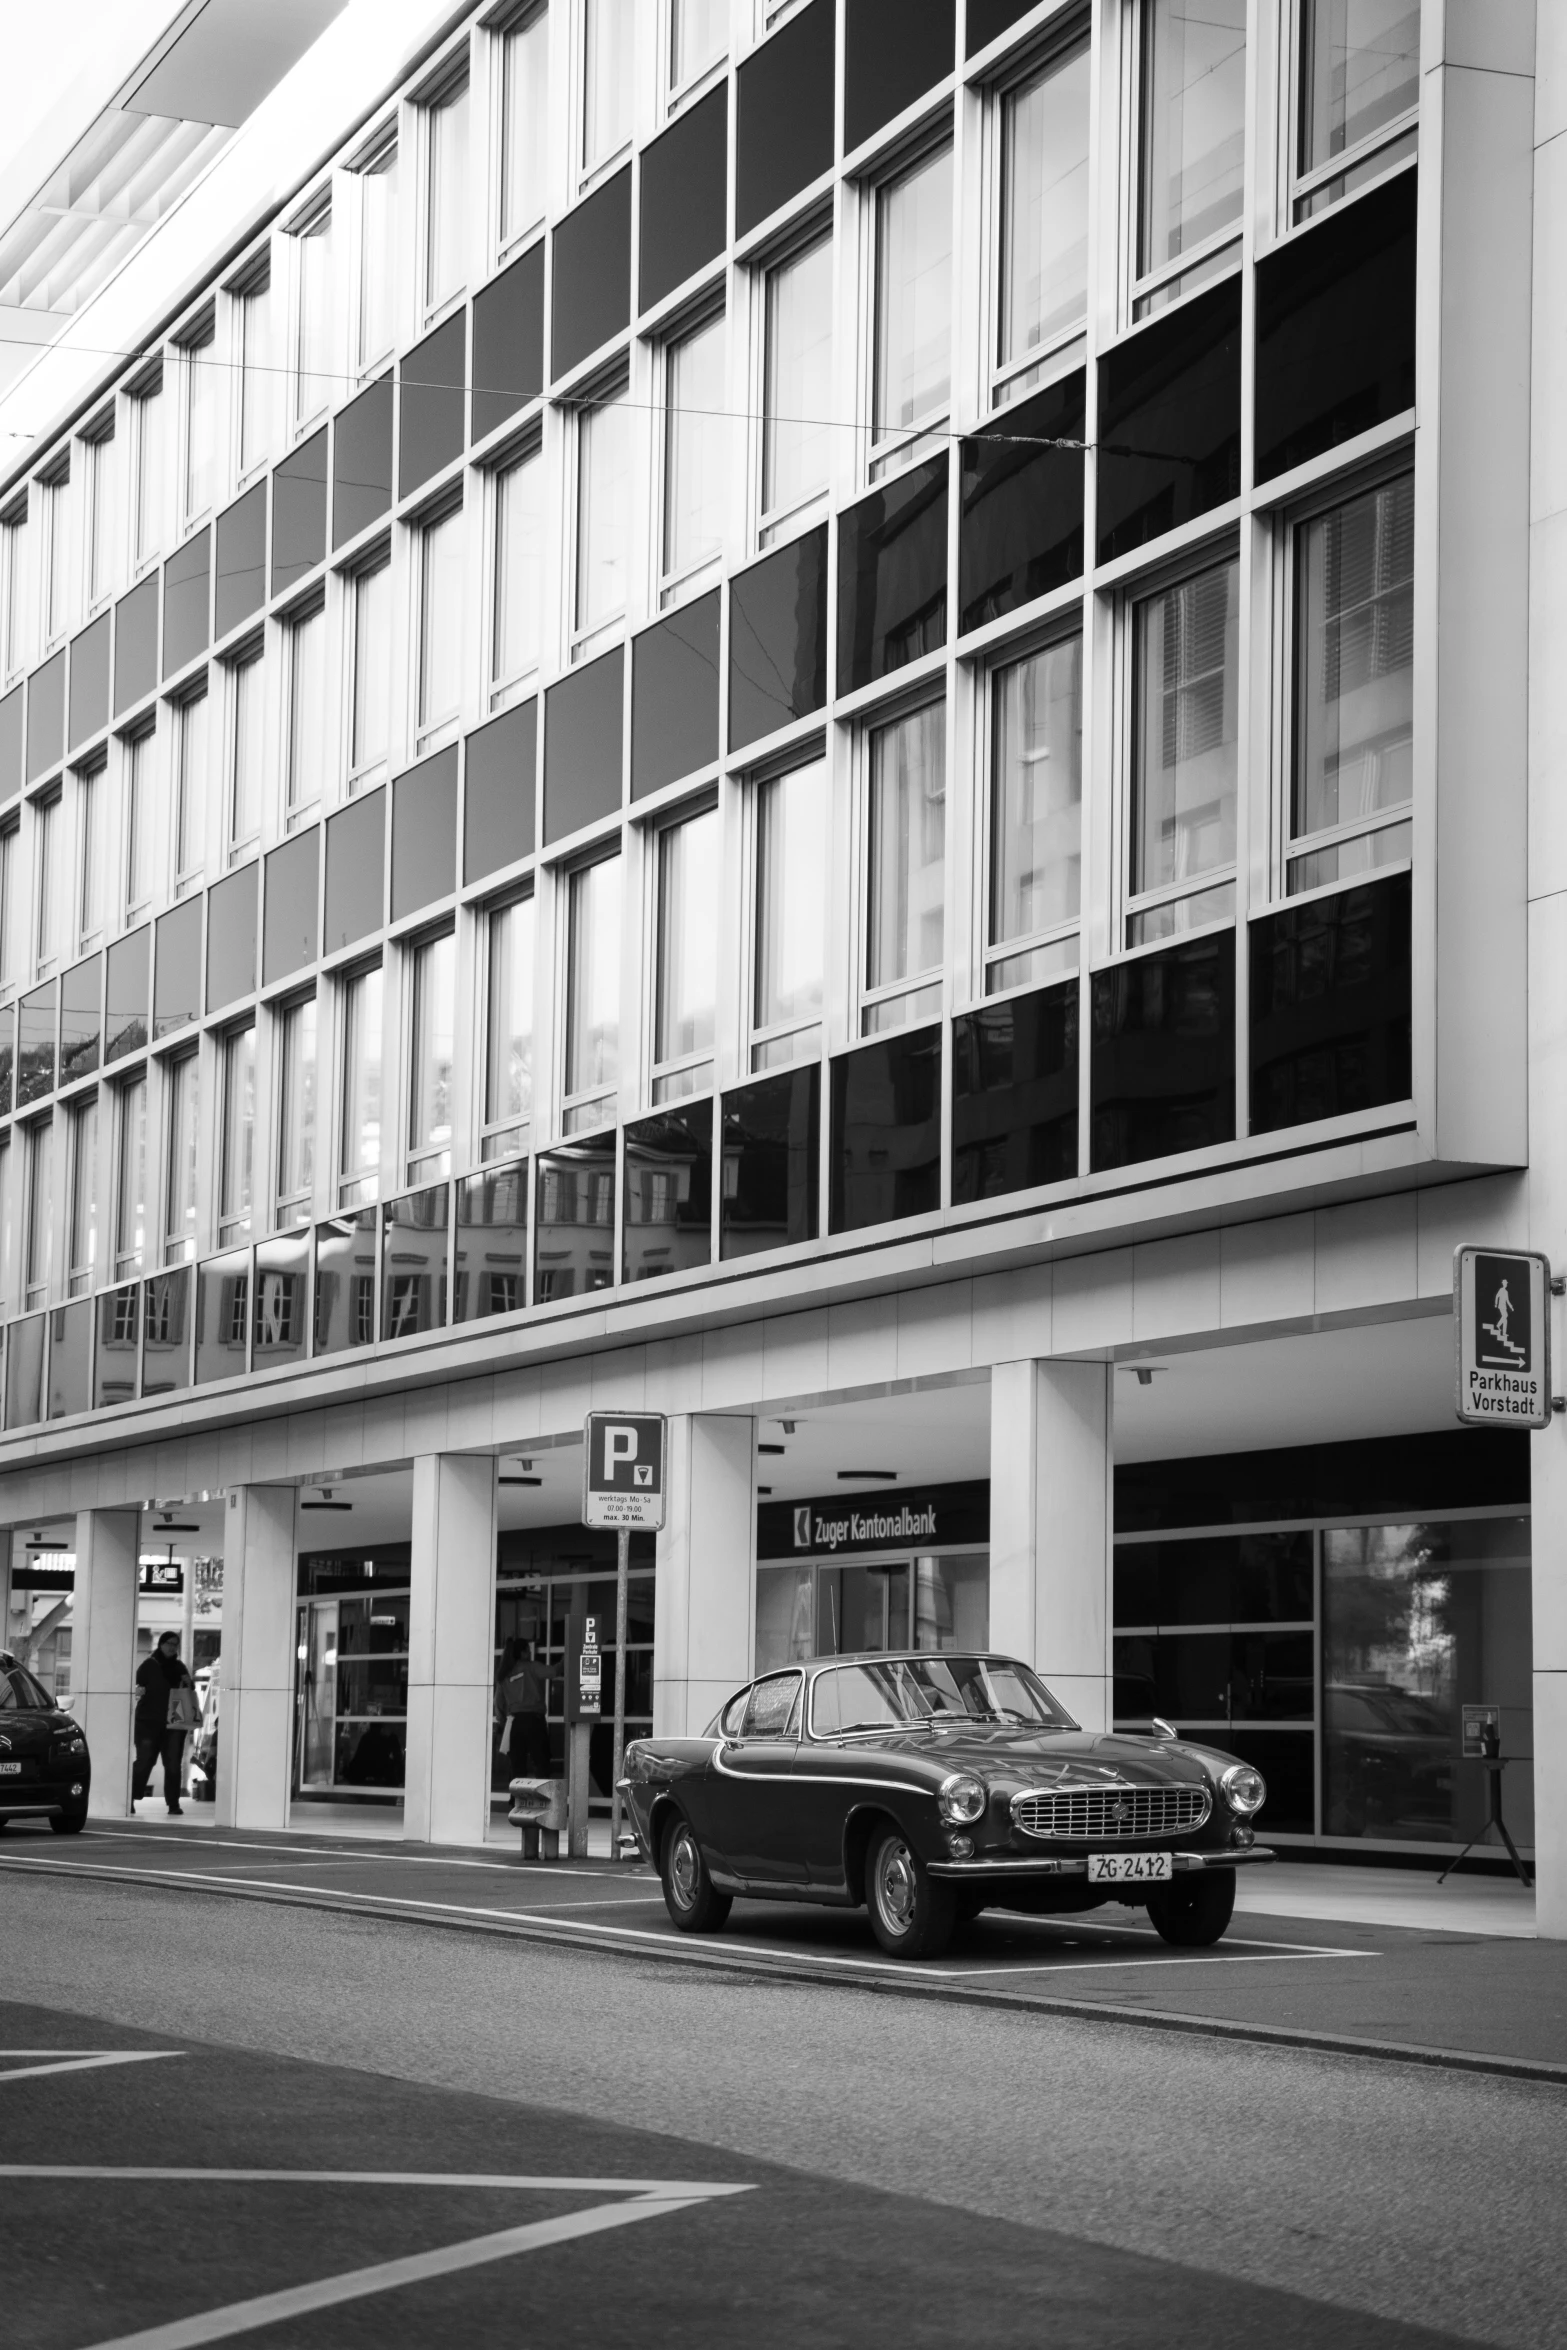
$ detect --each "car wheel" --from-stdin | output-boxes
[49,1811,87,1836]
[864,1822,955,1961]
[1145,1869,1235,1947]
[659,1817,731,1934]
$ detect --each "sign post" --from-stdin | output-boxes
[1453,1247,1554,1429]
[582,1412,667,1859]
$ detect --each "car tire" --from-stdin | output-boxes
[1145,1868,1235,1947]
[49,1811,87,1836]
[660,1817,731,1934]
[864,1821,956,1961]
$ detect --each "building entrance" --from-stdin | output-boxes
[293,1549,411,1802]
[493,1525,655,1811]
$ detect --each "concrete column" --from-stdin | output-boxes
[654,1414,755,1736]
[72,1508,140,1819]
[404,1453,497,1847]
[988,1360,1113,1731]
[214,1485,297,1832]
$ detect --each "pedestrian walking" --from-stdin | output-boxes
[495,1636,550,1778]
[132,1632,199,1816]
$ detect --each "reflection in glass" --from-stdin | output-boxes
[583,0,636,172]
[278,994,317,1224]
[77,765,104,943]
[383,1186,449,1338]
[663,314,728,588]
[1139,0,1247,274]
[990,636,1081,968]
[184,331,218,518]
[999,38,1091,373]
[485,897,534,1152]
[576,387,631,637]
[230,651,265,850]
[288,605,327,815]
[672,0,726,87]
[753,756,825,1058]
[866,702,945,1017]
[253,1232,309,1367]
[68,1096,98,1296]
[314,1209,377,1352]
[493,451,544,690]
[142,1264,191,1394]
[500,11,548,243]
[419,505,465,731]
[874,145,953,445]
[165,1052,199,1262]
[1131,557,1238,913]
[358,144,400,367]
[135,380,165,568]
[564,856,620,1125]
[174,690,207,883]
[240,278,276,470]
[535,1139,617,1298]
[655,808,717,1086]
[1292,474,1413,868]
[763,234,833,524]
[1300,0,1420,176]
[351,560,392,777]
[195,1248,250,1385]
[456,1161,527,1321]
[408,931,456,1176]
[125,725,153,913]
[220,1025,256,1241]
[339,964,383,1206]
[295,209,335,421]
[425,78,470,311]
[114,1077,146,1280]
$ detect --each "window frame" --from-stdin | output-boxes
[122,717,156,924]
[480,884,536,1163]
[112,1071,148,1284]
[647,790,720,1103]
[419,53,473,325]
[1285,0,1421,228]
[577,0,638,191]
[570,366,632,661]
[32,785,63,976]
[39,457,72,652]
[744,739,828,1074]
[979,622,1086,1003]
[284,588,330,824]
[74,751,108,954]
[659,300,729,609]
[218,1019,258,1245]
[855,690,949,1038]
[24,1112,55,1309]
[984,12,1093,414]
[178,312,220,530]
[224,633,267,864]
[864,126,956,488]
[1,495,29,682]
[346,541,394,790]
[414,489,468,750]
[493,1,550,261]
[163,1046,200,1264]
[559,841,623,1136]
[82,410,118,614]
[171,676,211,896]
[337,957,385,1209]
[351,125,402,377]
[404,921,458,1183]
[234,258,278,481]
[274,988,319,1229]
[754,212,834,551]
[130,366,166,577]
[66,1092,99,1299]
[290,193,337,433]
[665,0,728,115]
[1122,0,1247,326]
[486,428,545,711]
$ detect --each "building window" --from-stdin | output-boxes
[339,962,384,1207]
[34,790,62,972]
[174,685,209,891]
[294,204,336,425]
[671,0,726,96]
[499,6,549,247]
[227,645,265,858]
[286,597,328,818]
[483,893,534,1159]
[417,499,466,742]
[1137,0,1247,295]
[987,635,1082,994]
[652,804,718,1100]
[182,321,219,522]
[77,758,106,949]
[114,1075,147,1281]
[761,231,832,542]
[662,312,727,603]
[165,1050,199,1263]
[424,70,471,315]
[407,928,456,1180]
[582,0,636,179]
[872,143,953,478]
[1288,472,1413,895]
[491,446,544,706]
[995,31,1091,405]
[219,1023,256,1243]
[238,269,277,473]
[751,753,825,1071]
[84,420,117,609]
[350,554,392,785]
[133,372,165,570]
[0,817,17,986]
[1297,0,1420,217]
[67,1095,98,1298]
[42,463,71,647]
[574,380,630,651]
[124,723,154,919]
[1127,554,1239,945]
[2,502,28,678]
[25,1117,53,1309]
[563,851,621,1132]
[357,139,401,369]
[277,993,317,1226]
[863,702,946,1033]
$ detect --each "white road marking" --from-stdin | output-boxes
[938,1949,1375,1978]
[0,2166,750,2192]
[0,2052,183,2085]
[84,1828,638,1879]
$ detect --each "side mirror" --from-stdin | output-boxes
[1151,1717,1178,1741]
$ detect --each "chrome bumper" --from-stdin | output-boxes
[928,1845,1275,1880]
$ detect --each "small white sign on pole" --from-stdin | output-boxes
[1453,1247,1553,1429]
[581,1412,668,1530]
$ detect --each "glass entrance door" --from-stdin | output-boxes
[293,1590,410,1795]
[298,1599,337,1788]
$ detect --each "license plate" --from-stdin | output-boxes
[0,1762,21,1776]
[1087,1852,1172,1884]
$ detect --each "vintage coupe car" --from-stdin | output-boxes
[621,1651,1272,1959]
[0,1652,91,1833]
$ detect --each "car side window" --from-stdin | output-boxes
[741,1672,803,1740]
[719,1688,752,1738]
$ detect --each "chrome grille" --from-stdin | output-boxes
[1011,1784,1210,1841]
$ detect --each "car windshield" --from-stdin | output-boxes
[809,1656,1076,1738]
[0,1664,54,1710]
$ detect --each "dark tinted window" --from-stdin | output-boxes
[114,577,159,713]
[215,481,267,638]
[162,526,211,676]
[334,376,394,549]
[534,1137,618,1301]
[631,592,720,800]
[552,168,632,379]
[623,1103,713,1282]
[465,699,537,882]
[1116,1431,1528,1535]
[1113,1533,1316,1628]
[472,245,545,442]
[640,85,727,312]
[0,1662,52,1710]
[829,1026,942,1233]
[737,0,834,237]
[959,373,1084,634]
[968,0,1040,51]
[68,615,110,749]
[0,686,21,801]
[26,652,64,780]
[543,646,623,844]
[153,896,203,1039]
[455,1161,528,1322]
[263,824,319,984]
[1090,933,1235,1171]
[845,0,953,150]
[400,313,466,498]
[382,1187,450,1341]
[838,457,948,694]
[952,979,1078,1202]
[273,427,327,590]
[1255,171,1417,484]
[391,745,458,919]
[206,860,259,1012]
[1097,278,1241,562]
[729,525,828,752]
[59,953,102,1084]
[18,981,56,1104]
[720,1066,820,1258]
[324,786,385,950]
[105,926,149,1061]
[1250,873,1411,1134]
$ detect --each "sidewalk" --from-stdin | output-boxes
[1236,1860,1536,1940]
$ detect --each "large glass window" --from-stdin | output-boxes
[294,206,336,423]
[864,701,946,1033]
[492,448,544,700]
[407,929,456,1179]
[174,686,208,889]
[653,805,718,1099]
[26,1117,54,1307]
[77,760,105,948]
[34,791,62,970]
[582,0,636,176]
[239,273,277,472]
[287,600,328,817]
[114,1076,146,1281]
[277,993,317,1225]
[988,635,1082,993]
[43,466,71,647]
[0,819,16,985]
[484,894,534,1158]
[183,325,219,521]
[358,142,400,368]
[873,144,953,473]
[500,8,548,246]
[575,383,631,645]
[1138,0,1247,281]
[1128,556,1238,944]
[752,754,825,1070]
[424,74,470,314]
[663,313,727,598]
[229,648,265,856]
[418,502,466,738]
[85,423,117,608]
[2,506,29,676]
[124,723,153,917]
[339,963,384,1206]
[165,1050,199,1262]
[997,35,1091,400]
[563,853,621,1131]
[220,1024,256,1243]
[133,374,165,569]
[762,232,833,537]
[671,0,726,92]
[68,1096,98,1297]
[1289,473,1413,894]
[351,556,392,782]
[1299,0,1420,182]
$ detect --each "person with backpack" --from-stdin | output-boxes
[495,1636,550,1779]
[132,1631,199,1816]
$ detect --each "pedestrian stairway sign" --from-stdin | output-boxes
[1454,1246,1552,1428]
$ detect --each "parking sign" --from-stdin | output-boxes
[1454,1247,1553,1428]
[582,1412,668,1529]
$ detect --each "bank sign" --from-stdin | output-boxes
[757,1482,989,1560]
[1454,1247,1552,1429]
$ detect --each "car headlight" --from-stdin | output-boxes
[938,1771,987,1825]
[1220,1762,1266,1816]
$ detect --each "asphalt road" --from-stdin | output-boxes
[3,1867,1565,2350]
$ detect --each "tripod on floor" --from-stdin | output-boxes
[1438,1726,1532,1888]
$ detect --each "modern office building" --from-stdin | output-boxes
[0,0,1558,1925]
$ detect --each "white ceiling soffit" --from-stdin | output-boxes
[126,0,352,129]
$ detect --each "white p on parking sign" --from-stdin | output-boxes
[582,1411,668,1529]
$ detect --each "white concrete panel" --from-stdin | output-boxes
[1314,1195,1419,1316]
[1528,896,1567,1258]
[971,1261,1052,1365]
[215,1485,296,1833]
[1052,1250,1133,1355]
[1532,135,1567,527]
[73,1508,139,1820]
[591,1350,647,1413]
[1219,1214,1316,1331]
[643,1333,705,1416]
[760,1309,830,1403]
[1539,1,1567,144]
[1533,1670,1567,1940]
[490,1367,545,1446]
[989,1360,1112,1731]
[1415,1177,1528,1298]
[825,1298,898,1392]
[1441,0,1536,78]
[403,1453,497,1848]
[1132,1233,1222,1343]
[1113,1316,1454,1462]
[896,1282,972,1381]
[699,1322,756,1410]
[654,1414,755,1735]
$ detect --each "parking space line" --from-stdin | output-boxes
[0,2053,183,2085]
[85,1829,639,1880]
[936,1949,1375,1978]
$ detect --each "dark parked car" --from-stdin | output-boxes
[0,1652,91,1833]
[621,1652,1272,1958]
